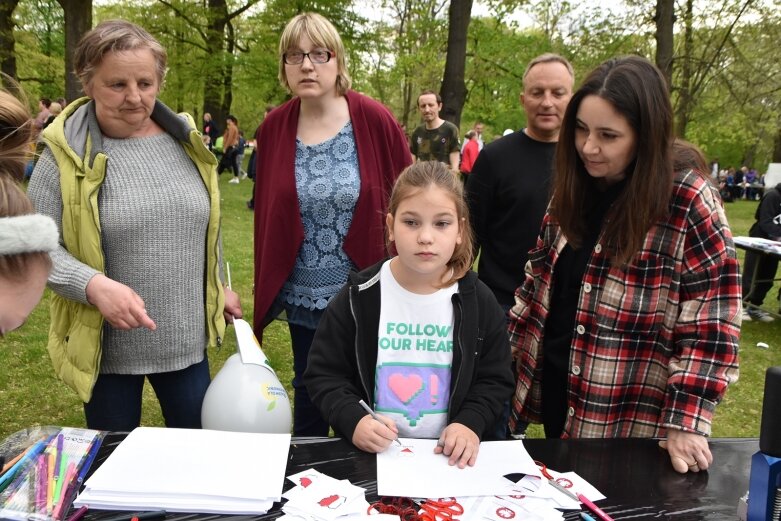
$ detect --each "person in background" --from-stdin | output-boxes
[508,56,740,474]
[461,121,485,154]
[220,115,241,184]
[252,12,411,436]
[28,20,242,431]
[459,129,479,182]
[305,161,513,466]
[203,112,220,151]
[246,104,275,211]
[42,102,62,130]
[410,90,460,173]
[741,180,781,322]
[32,97,51,134]
[466,54,574,315]
[0,88,57,336]
[465,53,575,441]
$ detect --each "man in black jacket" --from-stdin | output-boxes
[742,182,781,321]
[466,54,574,314]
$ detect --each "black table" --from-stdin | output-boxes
[78,435,758,521]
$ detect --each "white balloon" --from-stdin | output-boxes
[202,319,292,433]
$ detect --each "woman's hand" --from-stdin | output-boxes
[659,429,713,473]
[434,423,479,468]
[223,287,243,323]
[86,274,156,330]
[352,414,398,453]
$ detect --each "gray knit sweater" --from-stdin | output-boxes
[29,133,210,374]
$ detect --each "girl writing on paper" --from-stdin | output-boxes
[0,87,58,336]
[305,161,514,468]
[507,56,740,473]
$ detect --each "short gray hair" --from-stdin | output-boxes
[523,53,574,82]
[74,20,167,90]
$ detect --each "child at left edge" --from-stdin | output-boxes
[304,161,514,468]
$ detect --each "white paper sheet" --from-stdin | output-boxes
[376,438,540,497]
[75,427,290,514]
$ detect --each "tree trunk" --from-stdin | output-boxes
[204,0,228,124]
[439,0,472,128]
[773,124,781,163]
[654,0,674,89]
[0,0,20,86]
[674,0,693,137]
[58,0,91,101]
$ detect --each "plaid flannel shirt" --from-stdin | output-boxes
[508,170,740,438]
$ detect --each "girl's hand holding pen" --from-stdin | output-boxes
[352,413,399,453]
[435,423,479,468]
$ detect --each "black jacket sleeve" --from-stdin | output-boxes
[758,187,781,240]
[449,282,515,439]
[303,285,367,441]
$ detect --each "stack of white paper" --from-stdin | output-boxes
[75,427,291,514]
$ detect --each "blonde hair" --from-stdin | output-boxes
[278,13,351,96]
[387,161,474,288]
[0,87,33,182]
[74,19,167,90]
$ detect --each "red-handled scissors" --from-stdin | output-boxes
[534,460,579,502]
[418,497,464,521]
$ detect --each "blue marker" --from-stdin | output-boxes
[580,512,597,521]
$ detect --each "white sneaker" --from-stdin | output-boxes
[228,177,240,184]
[240,171,248,180]
[741,309,752,322]
[747,308,774,322]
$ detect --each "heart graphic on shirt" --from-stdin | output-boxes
[388,374,424,404]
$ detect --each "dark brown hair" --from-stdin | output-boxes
[551,56,673,266]
[387,161,473,288]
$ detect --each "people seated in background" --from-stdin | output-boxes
[0,89,58,336]
[744,167,758,200]
[508,56,739,474]
[741,181,781,322]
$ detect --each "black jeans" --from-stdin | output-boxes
[742,248,779,306]
[84,357,211,431]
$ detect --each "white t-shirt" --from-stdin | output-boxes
[374,260,457,439]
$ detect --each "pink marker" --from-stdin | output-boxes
[430,374,438,404]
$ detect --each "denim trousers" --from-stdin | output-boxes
[83,356,211,431]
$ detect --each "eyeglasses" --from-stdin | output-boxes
[283,50,333,65]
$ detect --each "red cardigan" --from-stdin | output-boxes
[252,90,412,337]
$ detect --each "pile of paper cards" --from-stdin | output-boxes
[280,469,374,521]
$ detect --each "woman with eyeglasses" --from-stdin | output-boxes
[252,12,412,436]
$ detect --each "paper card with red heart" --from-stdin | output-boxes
[283,473,367,521]
[285,469,327,500]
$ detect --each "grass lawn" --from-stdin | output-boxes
[1,177,780,440]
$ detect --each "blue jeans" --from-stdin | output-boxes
[289,322,330,437]
[83,357,211,431]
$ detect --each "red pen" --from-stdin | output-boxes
[577,493,614,521]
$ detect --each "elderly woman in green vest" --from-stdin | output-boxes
[28,19,242,431]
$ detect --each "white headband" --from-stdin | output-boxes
[0,214,59,255]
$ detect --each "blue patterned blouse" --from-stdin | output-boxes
[278,122,360,319]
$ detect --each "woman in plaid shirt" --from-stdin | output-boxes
[508,56,740,474]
